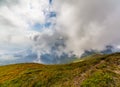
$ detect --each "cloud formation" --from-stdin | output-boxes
[33,0,120,62]
[0,0,120,64]
[53,0,120,55]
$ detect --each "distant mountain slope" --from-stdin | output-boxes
[0,53,120,87]
[80,45,120,58]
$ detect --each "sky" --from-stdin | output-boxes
[0,0,120,65]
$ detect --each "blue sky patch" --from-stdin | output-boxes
[49,0,52,4]
[33,23,43,31]
[45,22,52,28]
[49,12,56,18]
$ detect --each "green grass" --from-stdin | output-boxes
[0,53,120,87]
[81,70,115,87]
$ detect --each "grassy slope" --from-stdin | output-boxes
[0,53,120,87]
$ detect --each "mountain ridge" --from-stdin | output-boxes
[0,52,120,87]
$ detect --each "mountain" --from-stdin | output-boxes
[81,45,120,58]
[0,53,120,87]
[0,50,37,66]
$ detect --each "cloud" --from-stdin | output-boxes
[54,0,120,54]
[32,0,120,63]
[0,0,19,6]
[0,0,120,64]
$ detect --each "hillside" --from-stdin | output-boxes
[0,53,120,87]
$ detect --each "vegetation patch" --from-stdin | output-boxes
[0,53,120,87]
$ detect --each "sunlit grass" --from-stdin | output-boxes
[0,53,120,87]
